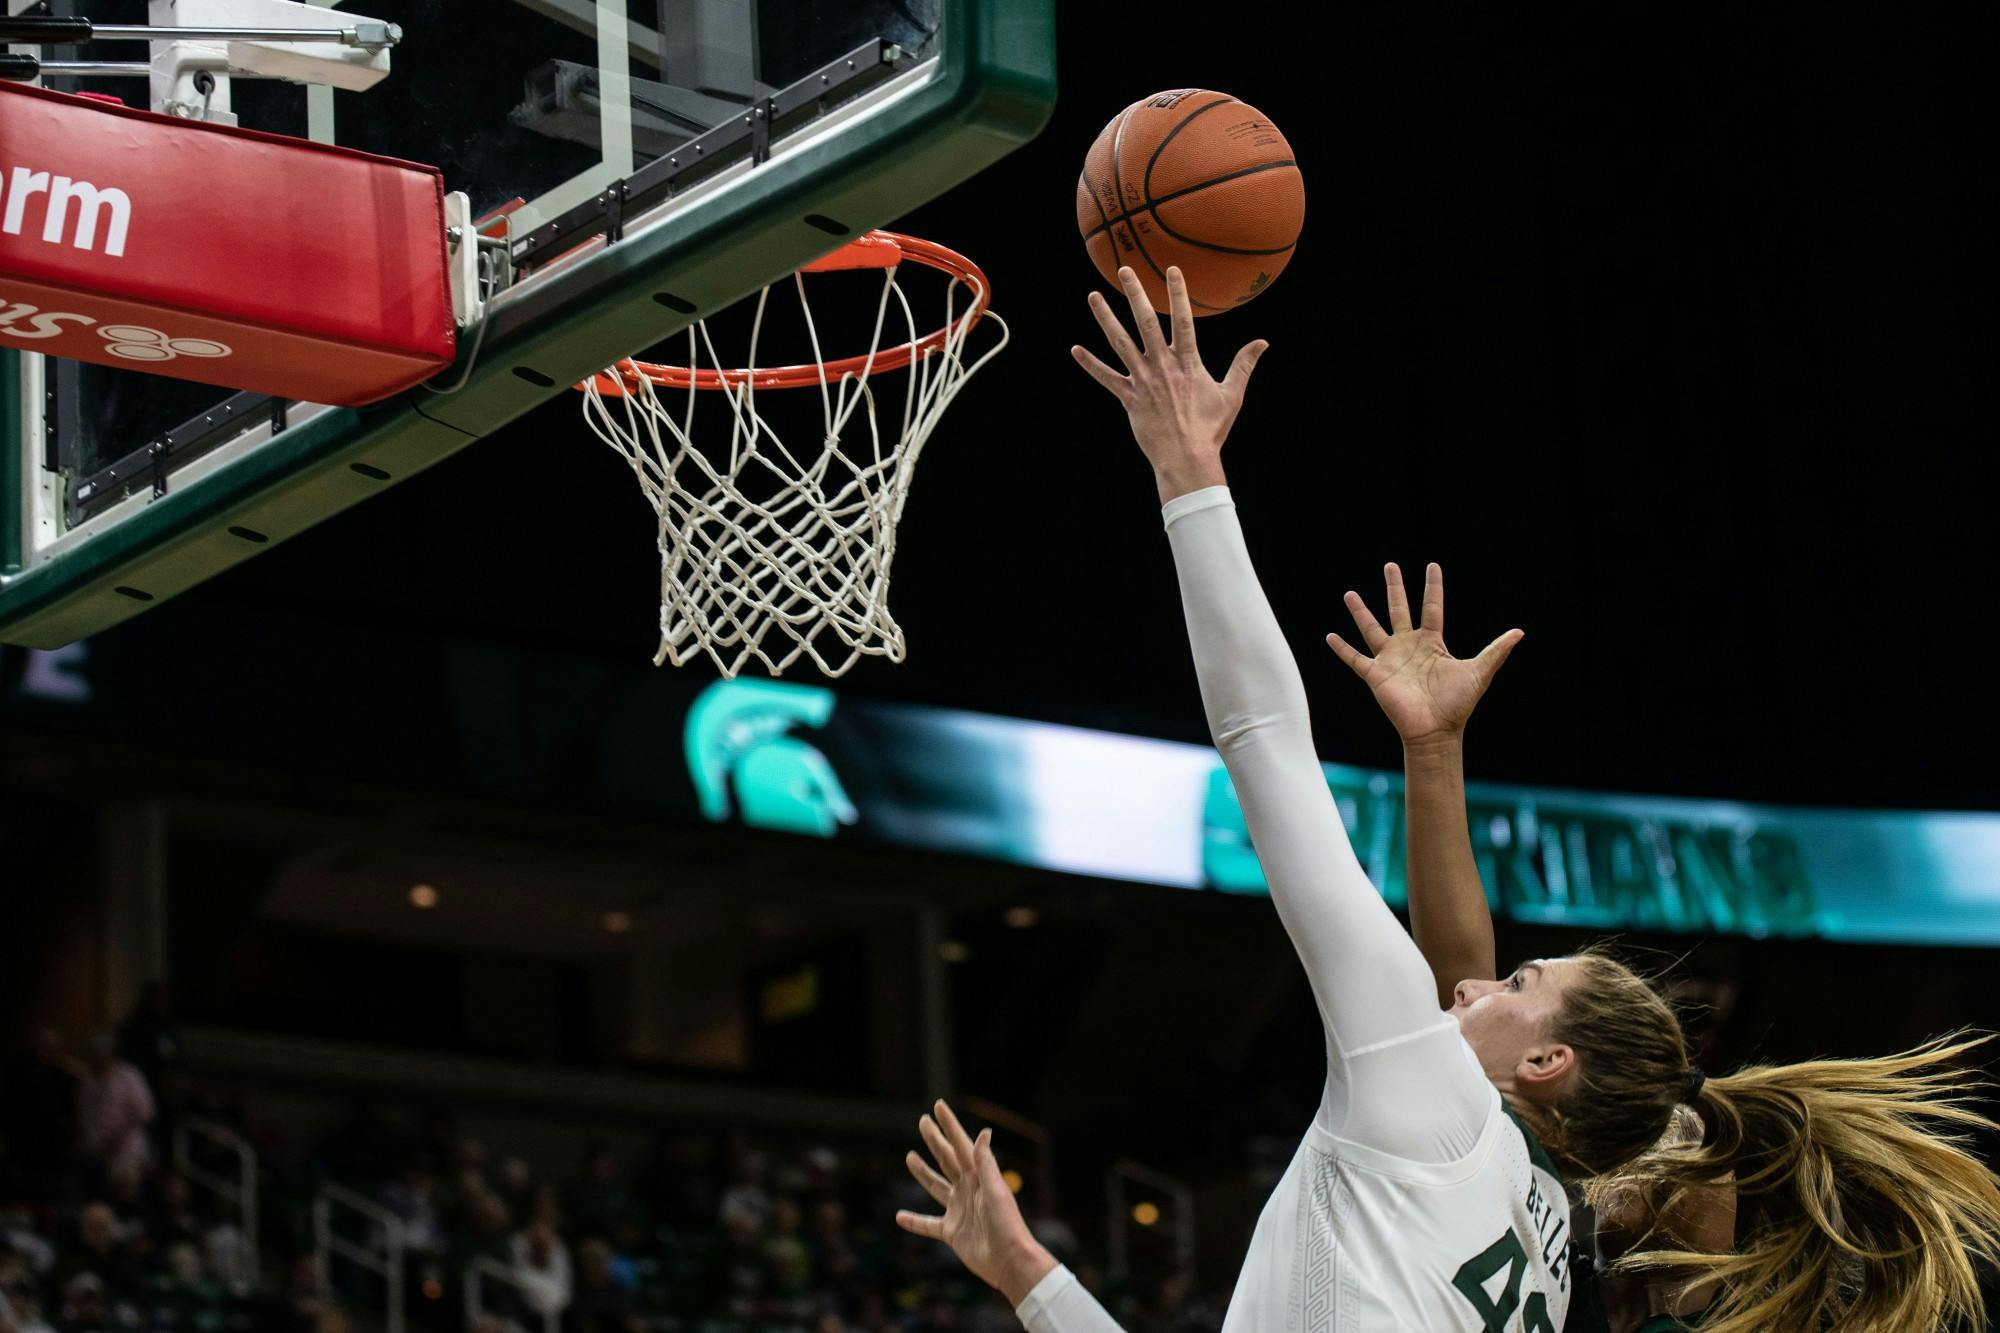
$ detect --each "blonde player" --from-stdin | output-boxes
[897,267,2000,1333]
[903,267,1571,1330]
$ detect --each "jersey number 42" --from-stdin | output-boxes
[1452,1229,1557,1333]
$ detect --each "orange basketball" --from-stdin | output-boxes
[1076,89,1305,316]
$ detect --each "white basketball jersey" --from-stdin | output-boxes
[1220,1091,1573,1333]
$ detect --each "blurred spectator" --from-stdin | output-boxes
[439,1138,494,1237]
[52,1204,139,1306]
[562,1238,637,1333]
[139,1172,202,1255]
[457,1137,489,1178]
[764,1197,813,1314]
[0,1215,53,1281]
[0,1235,26,1289]
[114,985,179,1107]
[712,1211,768,1319]
[601,1219,645,1291]
[277,1253,334,1333]
[562,1143,633,1239]
[160,1240,205,1290]
[453,1188,514,1314]
[56,1271,113,1333]
[148,1239,230,1329]
[800,1146,840,1198]
[718,1152,770,1232]
[0,1234,54,1333]
[0,1282,56,1333]
[509,1218,571,1321]
[496,1157,537,1221]
[96,1175,143,1242]
[380,1162,445,1258]
[529,1179,563,1230]
[808,1196,871,1309]
[198,1214,250,1294]
[72,1038,153,1196]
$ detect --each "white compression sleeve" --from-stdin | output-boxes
[1163,486,1491,1161]
[1016,1265,1126,1333]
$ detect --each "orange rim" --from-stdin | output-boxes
[579,230,992,396]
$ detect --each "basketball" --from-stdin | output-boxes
[1076,89,1305,316]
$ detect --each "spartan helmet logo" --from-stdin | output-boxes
[96,324,232,362]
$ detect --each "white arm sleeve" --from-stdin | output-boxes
[1016,1265,1125,1333]
[1163,486,1492,1162]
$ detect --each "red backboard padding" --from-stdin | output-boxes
[0,80,453,405]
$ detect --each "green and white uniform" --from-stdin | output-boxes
[1016,489,1573,1332]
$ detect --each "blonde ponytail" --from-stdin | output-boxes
[1586,1027,2000,1332]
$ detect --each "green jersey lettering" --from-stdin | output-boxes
[1453,1229,1557,1332]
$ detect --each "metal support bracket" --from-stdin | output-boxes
[442,192,488,332]
[751,96,775,165]
[604,180,627,245]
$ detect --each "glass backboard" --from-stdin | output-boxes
[0,0,1054,646]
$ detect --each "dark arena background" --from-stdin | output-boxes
[4,5,1998,1333]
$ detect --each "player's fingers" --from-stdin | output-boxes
[905,1150,952,1207]
[1472,628,1525,682]
[1117,266,1163,354]
[973,1129,1015,1198]
[1167,267,1199,356]
[1422,563,1444,636]
[973,1128,1002,1179]
[1345,589,1390,652]
[1087,291,1142,373]
[895,1210,946,1241]
[1071,345,1130,399]
[1325,632,1372,678]
[935,1100,979,1168]
[1384,562,1413,634]
[919,1114,961,1180]
[1222,340,1269,399]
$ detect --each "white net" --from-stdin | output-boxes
[580,236,1006,679]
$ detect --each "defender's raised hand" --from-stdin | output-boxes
[1326,563,1523,745]
[896,1100,1056,1307]
[1071,265,1269,502]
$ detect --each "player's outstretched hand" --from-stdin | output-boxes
[1071,265,1269,502]
[1326,562,1524,746]
[896,1100,1056,1307]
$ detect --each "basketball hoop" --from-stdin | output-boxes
[579,230,1006,679]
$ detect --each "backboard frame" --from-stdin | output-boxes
[0,0,1055,648]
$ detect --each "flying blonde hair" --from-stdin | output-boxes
[1541,950,2000,1332]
